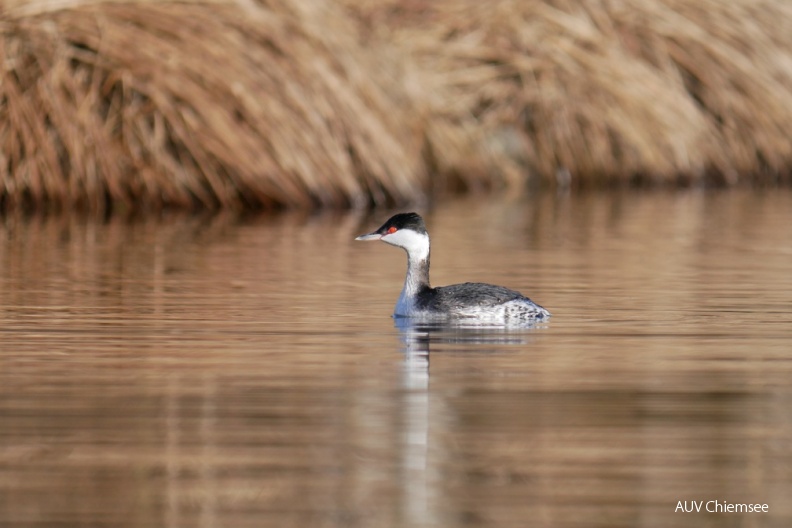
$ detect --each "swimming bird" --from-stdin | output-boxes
[355,212,550,323]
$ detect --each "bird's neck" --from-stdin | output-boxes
[395,238,431,316]
[403,251,431,296]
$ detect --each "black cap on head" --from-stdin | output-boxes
[376,212,426,235]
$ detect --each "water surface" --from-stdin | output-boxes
[1,189,791,527]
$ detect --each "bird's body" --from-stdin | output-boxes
[356,212,549,323]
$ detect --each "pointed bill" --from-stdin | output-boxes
[355,232,382,241]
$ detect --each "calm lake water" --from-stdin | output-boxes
[1,189,791,527]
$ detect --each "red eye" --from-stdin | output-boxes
[387,226,398,234]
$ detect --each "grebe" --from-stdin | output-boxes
[355,212,550,322]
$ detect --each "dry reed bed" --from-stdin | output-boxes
[349,0,792,186]
[1,0,424,211]
[2,0,792,211]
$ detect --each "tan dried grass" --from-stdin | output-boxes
[1,0,425,211]
[347,0,792,187]
[2,0,792,212]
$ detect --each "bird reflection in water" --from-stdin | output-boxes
[393,316,548,525]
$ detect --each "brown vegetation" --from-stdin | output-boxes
[2,0,792,211]
[347,0,792,187]
[1,0,425,211]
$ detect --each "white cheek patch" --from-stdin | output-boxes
[382,229,430,260]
